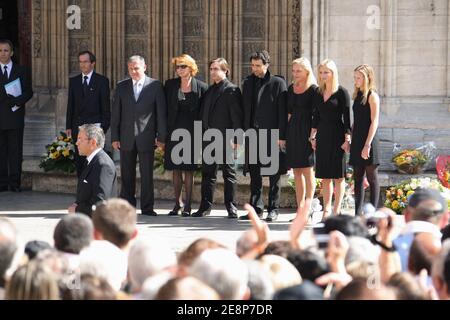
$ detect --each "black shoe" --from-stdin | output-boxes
[265,210,278,222]
[142,210,158,216]
[192,207,211,217]
[227,210,238,219]
[181,206,191,217]
[0,186,8,192]
[9,186,21,193]
[168,204,184,216]
[239,210,263,220]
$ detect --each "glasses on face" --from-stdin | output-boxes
[176,65,188,70]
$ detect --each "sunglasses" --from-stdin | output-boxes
[176,65,188,69]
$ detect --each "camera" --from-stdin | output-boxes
[313,223,330,249]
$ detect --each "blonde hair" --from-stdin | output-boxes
[292,57,317,88]
[318,59,339,95]
[353,64,377,105]
[171,54,199,76]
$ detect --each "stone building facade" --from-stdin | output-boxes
[2,0,450,170]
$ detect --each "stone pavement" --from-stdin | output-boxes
[0,191,304,253]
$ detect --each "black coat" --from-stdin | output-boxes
[241,72,288,176]
[0,63,33,129]
[66,72,111,135]
[75,149,118,216]
[200,79,243,133]
[111,76,168,152]
[164,77,208,132]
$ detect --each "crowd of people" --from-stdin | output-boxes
[1,188,450,300]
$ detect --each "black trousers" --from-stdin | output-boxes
[120,145,155,213]
[0,128,24,188]
[200,163,237,211]
[248,163,281,212]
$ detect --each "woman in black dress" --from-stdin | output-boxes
[164,54,208,216]
[286,57,319,219]
[310,59,351,219]
[349,64,380,216]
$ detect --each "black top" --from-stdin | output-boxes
[349,90,380,167]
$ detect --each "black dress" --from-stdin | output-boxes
[312,86,351,179]
[164,92,199,171]
[286,84,318,168]
[349,91,380,167]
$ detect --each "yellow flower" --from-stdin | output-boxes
[62,149,70,157]
[392,200,399,210]
[407,190,414,197]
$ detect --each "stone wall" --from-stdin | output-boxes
[25,0,450,171]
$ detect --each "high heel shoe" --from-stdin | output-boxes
[168,204,184,216]
[181,206,191,217]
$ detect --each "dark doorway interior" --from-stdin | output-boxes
[0,0,31,68]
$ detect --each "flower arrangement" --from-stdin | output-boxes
[384,177,450,214]
[392,149,428,174]
[39,132,76,174]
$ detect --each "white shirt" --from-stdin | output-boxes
[132,77,145,100]
[0,60,13,79]
[86,148,102,164]
[400,220,442,238]
[81,70,94,85]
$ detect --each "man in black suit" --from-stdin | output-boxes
[66,51,111,177]
[111,55,167,216]
[0,39,33,193]
[68,124,117,217]
[192,58,243,219]
[240,51,287,222]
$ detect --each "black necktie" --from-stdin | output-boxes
[2,66,8,80]
[82,75,89,96]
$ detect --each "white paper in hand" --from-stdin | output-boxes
[4,78,23,112]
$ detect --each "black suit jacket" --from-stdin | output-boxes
[164,77,208,132]
[66,72,111,134]
[0,63,33,129]
[200,79,243,133]
[242,71,288,139]
[75,149,117,216]
[111,76,167,152]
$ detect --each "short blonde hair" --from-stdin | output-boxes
[171,54,199,76]
[292,57,317,88]
[353,64,377,105]
[318,59,339,94]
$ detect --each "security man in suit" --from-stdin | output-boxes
[0,39,33,192]
[66,50,111,177]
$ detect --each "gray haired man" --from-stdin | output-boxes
[68,124,117,216]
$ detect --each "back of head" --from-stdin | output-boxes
[0,218,18,287]
[63,274,116,300]
[5,260,60,300]
[128,238,177,292]
[444,252,450,296]
[408,233,441,275]
[345,236,380,266]
[286,249,329,283]
[387,272,428,300]
[155,276,220,300]
[407,188,448,224]
[79,240,128,292]
[259,254,302,291]
[178,238,225,269]
[262,240,293,259]
[24,240,52,260]
[273,280,324,300]
[245,260,275,300]
[54,214,93,254]
[236,229,258,257]
[92,199,137,249]
[335,278,397,300]
[324,215,369,238]
[189,248,248,300]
